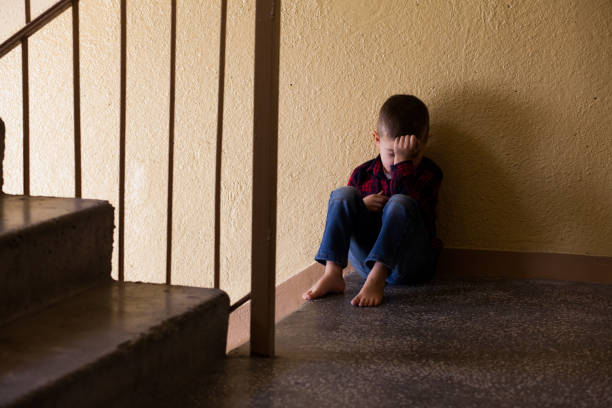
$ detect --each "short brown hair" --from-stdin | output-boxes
[377,94,429,140]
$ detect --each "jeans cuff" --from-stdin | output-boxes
[364,254,393,271]
[314,253,347,269]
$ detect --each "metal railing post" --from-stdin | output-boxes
[118,0,127,282]
[165,0,177,285]
[72,0,82,198]
[22,0,31,195]
[1,118,5,193]
[250,0,281,357]
[213,0,228,290]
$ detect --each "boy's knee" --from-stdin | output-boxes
[386,194,418,212]
[330,186,361,202]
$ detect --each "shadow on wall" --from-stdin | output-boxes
[424,89,542,252]
[425,89,531,251]
[427,88,610,255]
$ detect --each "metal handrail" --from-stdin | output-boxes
[0,0,72,59]
[229,293,251,313]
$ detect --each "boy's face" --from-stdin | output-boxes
[373,130,396,174]
[373,128,428,174]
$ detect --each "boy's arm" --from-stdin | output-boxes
[389,160,442,206]
[391,162,442,243]
[390,133,437,202]
[349,163,389,211]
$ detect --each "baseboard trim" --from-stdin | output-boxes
[437,248,612,284]
[227,249,611,352]
[226,262,331,353]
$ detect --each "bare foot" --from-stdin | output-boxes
[351,263,388,307]
[302,264,345,300]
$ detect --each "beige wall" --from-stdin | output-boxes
[1,0,610,302]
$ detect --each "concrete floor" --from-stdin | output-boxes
[161,272,612,407]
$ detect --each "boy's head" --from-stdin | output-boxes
[373,94,430,173]
[376,94,429,141]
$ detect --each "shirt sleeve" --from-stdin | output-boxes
[347,166,360,189]
[389,160,417,197]
[389,160,442,206]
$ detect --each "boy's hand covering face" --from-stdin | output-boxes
[363,190,389,212]
[393,135,422,165]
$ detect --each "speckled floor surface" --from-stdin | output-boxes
[161,272,612,407]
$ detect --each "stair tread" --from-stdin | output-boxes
[0,282,228,406]
[0,195,107,238]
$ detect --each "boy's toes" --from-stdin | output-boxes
[353,295,382,307]
[302,290,313,300]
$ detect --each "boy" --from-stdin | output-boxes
[302,94,443,307]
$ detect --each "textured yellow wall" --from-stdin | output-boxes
[1,0,610,302]
[277,0,612,268]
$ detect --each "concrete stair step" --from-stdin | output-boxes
[0,281,229,408]
[0,195,114,324]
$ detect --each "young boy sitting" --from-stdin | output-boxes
[302,94,443,307]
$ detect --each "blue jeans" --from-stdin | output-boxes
[315,186,435,285]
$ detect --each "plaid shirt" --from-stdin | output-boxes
[347,155,443,249]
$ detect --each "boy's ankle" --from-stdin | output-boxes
[324,262,344,278]
[368,263,390,283]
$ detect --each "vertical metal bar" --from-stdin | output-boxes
[250,0,281,357]
[1,118,5,194]
[118,0,127,282]
[72,0,82,198]
[22,0,31,196]
[166,0,177,285]
[213,0,228,290]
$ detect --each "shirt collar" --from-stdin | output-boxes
[369,155,387,179]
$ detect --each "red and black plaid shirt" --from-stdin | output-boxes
[347,155,443,249]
